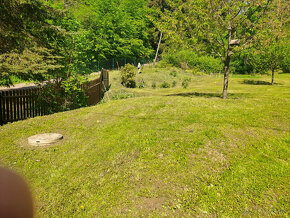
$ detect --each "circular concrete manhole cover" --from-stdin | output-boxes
[28,133,63,146]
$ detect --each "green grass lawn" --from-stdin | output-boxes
[0,67,289,216]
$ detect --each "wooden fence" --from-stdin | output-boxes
[0,71,109,126]
[85,70,109,105]
[0,87,46,126]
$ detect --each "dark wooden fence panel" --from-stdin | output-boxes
[0,71,110,125]
[0,87,44,125]
[85,77,102,106]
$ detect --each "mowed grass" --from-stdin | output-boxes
[0,68,289,216]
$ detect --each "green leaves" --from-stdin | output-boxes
[70,0,153,60]
[0,47,63,86]
[120,64,137,88]
[0,0,154,87]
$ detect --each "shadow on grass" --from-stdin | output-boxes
[167,92,248,99]
[242,80,280,85]
[168,92,221,98]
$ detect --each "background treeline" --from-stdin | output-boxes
[0,0,289,88]
[0,0,156,86]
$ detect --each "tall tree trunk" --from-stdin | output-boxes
[222,28,234,99]
[222,57,230,99]
[154,31,163,64]
[271,68,275,85]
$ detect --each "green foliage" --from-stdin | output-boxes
[169,71,177,77]
[172,80,177,87]
[0,0,65,86]
[61,74,88,110]
[197,55,223,74]
[231,51,267,74]
[231,40,290,75]
[160,81,170,88]
[70,0,154,61]
[40,74,87,113]
[182,77,191,88]
[0,0,154,87]
[0,47,63,86]
[162,50,222,74]
[120,64,136,88]
[153,0,275,97]
[151,82,157,88]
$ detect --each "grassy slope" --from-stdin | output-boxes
[0,68,289,217]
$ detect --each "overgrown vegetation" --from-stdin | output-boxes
[160,50,222,74]
[160,81,170,88]
[40,74,88,113]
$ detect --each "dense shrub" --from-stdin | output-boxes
[281,59,290,73]
[161,49,222,74]
[197,56,223,74]
[40,73,87,113]
[160,81,170,88]
[172,80,177,87]
[231,52,268,74]
[182,77,191,88]
[151,82,156,88]
[120,64,136,88]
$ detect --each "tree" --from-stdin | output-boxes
[70,0,154,61]
[0,0,64,86]
[256,0,289,85]
[155,0,273,98]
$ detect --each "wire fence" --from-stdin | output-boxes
[95,58,152,71]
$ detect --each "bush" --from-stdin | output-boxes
[182,81,189,89]
[151,82,156,89]
[196,55,223,74]
[169,71,177,77]
[161,49,222,74]
[120,64,136,88]
[160,81,170,88]
[231,52,267,74]
[172,80,177,87]
[182,77,191,89]
[40,73,87,113]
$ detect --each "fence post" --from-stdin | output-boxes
[0,91,3,125]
